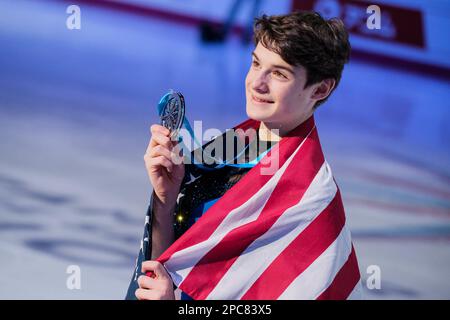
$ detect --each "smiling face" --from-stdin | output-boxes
[245,42,322,134]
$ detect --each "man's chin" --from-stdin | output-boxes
[246,105,273,122]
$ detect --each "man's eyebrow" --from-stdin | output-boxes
[252,52,295,75]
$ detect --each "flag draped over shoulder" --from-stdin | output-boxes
[156,115,362,300]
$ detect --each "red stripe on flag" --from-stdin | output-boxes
[158,117,316,263]
[316,245,361,300]
[241,190,346,299]
[179,128,325,300]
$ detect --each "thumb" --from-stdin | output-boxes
[171,142,185,166]
[142,260,170,280]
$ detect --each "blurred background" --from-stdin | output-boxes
[0,0,449,299]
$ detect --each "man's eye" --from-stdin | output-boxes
[252,60,260,67]
[273,70,287,79]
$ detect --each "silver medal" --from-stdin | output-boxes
[159,91,185,138]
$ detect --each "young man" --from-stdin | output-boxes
[126,11,362,300]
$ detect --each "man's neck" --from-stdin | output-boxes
[258,122,282,142]
[258,115,312,142]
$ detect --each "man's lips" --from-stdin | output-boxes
[252,94,274,104]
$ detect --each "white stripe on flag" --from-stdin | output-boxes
[277,226,352,299]
[347,280,364,300]
[206,161,337,299]
[165,136,309,286]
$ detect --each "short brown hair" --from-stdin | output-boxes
[253,11,351,107]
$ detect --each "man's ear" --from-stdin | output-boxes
[311,78,336,103]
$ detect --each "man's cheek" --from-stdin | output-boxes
[244,70,252,87]
[244,81,250,95]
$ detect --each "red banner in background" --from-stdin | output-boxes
[292,0,425,48]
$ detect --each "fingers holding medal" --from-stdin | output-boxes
[144,91,186,205]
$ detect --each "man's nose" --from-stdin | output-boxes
[251,73,269,93]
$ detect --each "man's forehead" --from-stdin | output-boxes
[252,43,300,74]
[253,43,286,63]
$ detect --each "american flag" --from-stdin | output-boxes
[156,116,363,300]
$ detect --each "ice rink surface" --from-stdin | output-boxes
[0,0,449,299]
